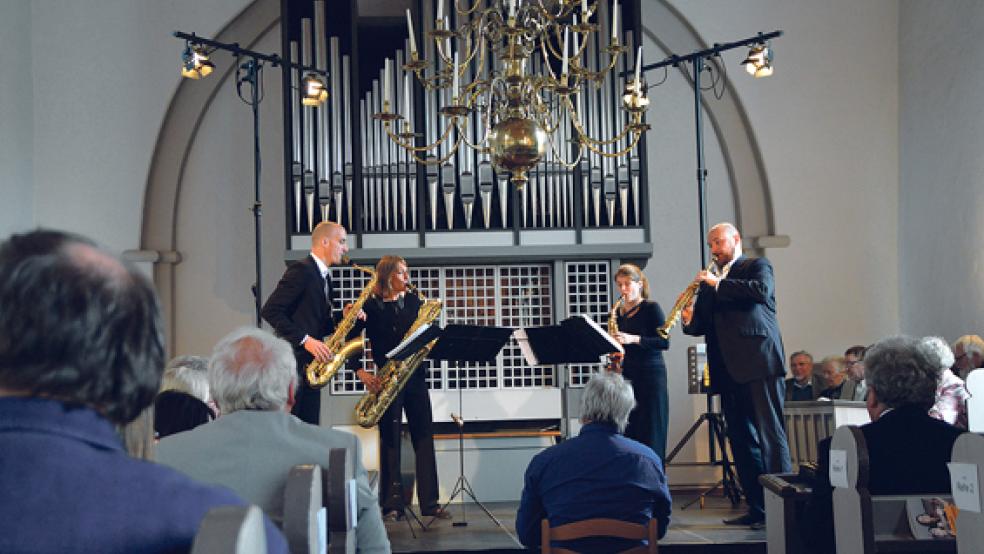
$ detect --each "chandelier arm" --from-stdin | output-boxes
[406,136,465,165]
[579,130,643,159]
[454,118,491,152]
[383,119,456,152]
[454,0,484,16]
[565,96,639,146]
[534,0,567,20]
[544,131,584,169]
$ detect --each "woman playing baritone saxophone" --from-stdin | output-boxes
[347,256,449,521]
[611,263,671,460]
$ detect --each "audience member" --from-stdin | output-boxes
[162,355,218,415]
[803,336,965,554]
[785,351,816,401]
[0,230,286,553]
[922,336,969,429]
[119,406,156,460]
[816,356,847,399]
[516,371,671,552]
[156,326,390,553]
[841,345,867,400]
[154,390,215,439]
[953,334,984,379]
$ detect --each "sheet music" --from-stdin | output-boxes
[513,328,540,366]
[385,322,434,359]
[573,314,624,354]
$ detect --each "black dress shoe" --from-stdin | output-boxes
[422,507,452,519]
[723,513,765,526]
[749,520,766,531]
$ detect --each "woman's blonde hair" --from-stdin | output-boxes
[375,255,408,299]
[614,263,650,299]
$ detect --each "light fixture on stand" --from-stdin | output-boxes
[740,42,774,78]
[181,42,214,80]
[174,30,328,325]
[375,0,650,191]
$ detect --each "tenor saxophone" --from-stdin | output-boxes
[305,259,377,389]
[656,262,715,339]
[355,285,442,428]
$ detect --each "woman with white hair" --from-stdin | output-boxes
[922,336,969,429]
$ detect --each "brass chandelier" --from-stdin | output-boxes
[374,0,649,190]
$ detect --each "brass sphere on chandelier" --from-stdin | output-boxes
[487,117,548,191]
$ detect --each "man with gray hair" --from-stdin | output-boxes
[516,371,671,551]
[803,336,965,553]
[156,326,389,553]
[953,334,984,379]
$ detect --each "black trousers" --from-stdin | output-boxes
[290,359,321,425]
[378,373,439,513]
[718,373,791,518]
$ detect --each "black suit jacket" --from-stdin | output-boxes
[683,256,785,387]
[260,256,337,366]
[803,405,965,553]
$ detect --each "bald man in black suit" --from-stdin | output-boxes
[261,221,349,424]
[683,222,792,529]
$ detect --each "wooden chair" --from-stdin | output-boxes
[760,470,812,554]
[281,448,355,554]
[950,432,984,553]
[191,505,267,554]
[830,425,955,554]
[540,518,658,554]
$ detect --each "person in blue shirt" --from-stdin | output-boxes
[516,371,672,552]
[0,230,287,554]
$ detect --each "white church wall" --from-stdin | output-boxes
[899,1,984,341]
[0,1,34,239]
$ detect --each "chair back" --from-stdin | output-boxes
[283,464,323,554]
[966,369,984,432]
[950,432,984,553]
[540,517,658,554]
[191,505,267,554]
[324,447,355,554]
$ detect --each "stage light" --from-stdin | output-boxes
[740,43,774,78]
[181,43,214,80]
[301,73,329,106]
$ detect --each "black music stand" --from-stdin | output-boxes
[664,345,741,508]
[514,314,623,365]
[415,324,513,530]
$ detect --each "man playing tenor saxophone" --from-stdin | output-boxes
[261,221,349,425]
[349,256,451,521]
[681,222,791,530]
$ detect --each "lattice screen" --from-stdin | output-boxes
[329,263,555,394]
[564,260,612,387]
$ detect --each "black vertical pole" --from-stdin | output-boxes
[694,56,708,269]
[250,59,263,327]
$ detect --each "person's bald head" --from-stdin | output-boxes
[707,222,742,266]
[310,221,348,266]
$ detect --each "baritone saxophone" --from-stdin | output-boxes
[305,259,377,389]
[355,285,442,428]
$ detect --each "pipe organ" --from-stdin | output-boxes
[280,0,650,239]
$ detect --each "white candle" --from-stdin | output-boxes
[562,27,569,76]
[406,9,417,54]
[634,46,642,84]
[437,0,444,21]
[404,71,412,118]
[572,15,579,52]
[452,51,460,98]
[444,17,451,56]
[612,0,619,43]
[582,0,588,16]
[510,0,517,18]
[384,58,391,106]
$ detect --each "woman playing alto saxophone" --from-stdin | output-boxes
[345,256,450,521]
[611,263,671,460]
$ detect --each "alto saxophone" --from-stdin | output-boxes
[656,262,716,339]
[355,284,442,428]
[305,259,378,389]
[606,297,624,372]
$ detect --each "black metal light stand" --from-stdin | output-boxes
[173,31,327,326]
[635,30,783,508]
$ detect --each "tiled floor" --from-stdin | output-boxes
[386,495,767,553]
